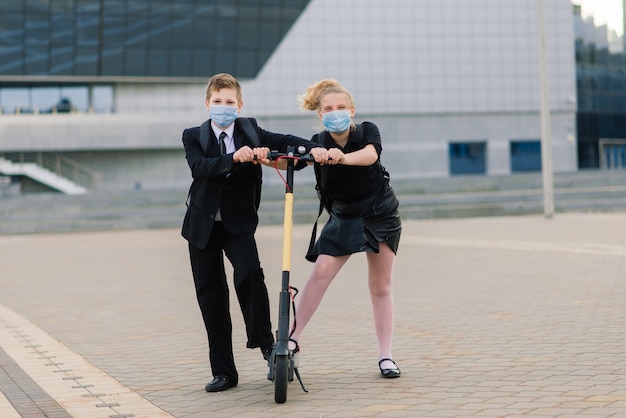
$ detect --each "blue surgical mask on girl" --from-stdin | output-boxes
[210,105,239,128]
[322,110,352,133]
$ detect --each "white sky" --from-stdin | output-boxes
[573,0,624,35]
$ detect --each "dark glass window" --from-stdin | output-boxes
[599,140,626,169]
[0,12,25,43]
[50,0,75,13]
[75,47,98,75]
[50,14,76,45]
[0,46,23,74]
[510,140,541,172]
[92,85,114,113]
[127,18,150,47]
[171,2,194,14]
[25,11,50,46]
[124,49,147,75]
[449,142,487,175]
[25,47,48,74]
[192,49,213,77]
[148,49,169,76]
[75,0,99,13]
[214,49,237,76]
[0,0,311,80]
[76,14,99,47]
[170,22,193,48]
[0,85,113,114]
[575,5,626,169]
[102,15,126,46]
[127,2,150,13]
[0,88,30,113]
[101,48,124,76]
[49,46,74,75]
[149,17,172,47]
[171,49,192,77]
[32,86,59,110]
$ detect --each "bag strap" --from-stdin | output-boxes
[186,180,194,207]
[186,124,209,206]
[306,132,329,259]
[314,131,330,209]
[237,117,260,148]
[306,201,324,260]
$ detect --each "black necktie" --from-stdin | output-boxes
[218,131,227,154]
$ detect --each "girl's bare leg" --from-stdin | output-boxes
[366,243,398,370]
[289,254,350,347]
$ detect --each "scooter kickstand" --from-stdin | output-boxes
[294,367,308,392]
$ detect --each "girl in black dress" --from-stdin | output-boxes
[291,79,402,378]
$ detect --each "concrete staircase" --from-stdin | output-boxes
[394,171,626,218]
[0,157,87,195]
[1,170,625,235]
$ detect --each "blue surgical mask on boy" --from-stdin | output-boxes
[322,110,352,133]
[210,105,239,128]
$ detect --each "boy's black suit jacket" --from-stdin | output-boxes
[181,117,316,250]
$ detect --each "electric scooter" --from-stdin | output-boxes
[266,145,311,404]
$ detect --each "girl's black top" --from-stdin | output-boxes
[312,121,387,204]
[302,121,402,262]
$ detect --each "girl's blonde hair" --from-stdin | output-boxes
[299,78,355,111]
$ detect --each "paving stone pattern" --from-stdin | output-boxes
[1,214,626,417]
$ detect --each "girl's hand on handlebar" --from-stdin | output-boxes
[252,147,271,165]
[309,148,331,165]
[324,148,344,165]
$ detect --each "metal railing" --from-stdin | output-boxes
[0,152,102,190]
[0,106,114,115]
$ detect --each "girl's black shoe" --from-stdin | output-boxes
[378,358,401,378]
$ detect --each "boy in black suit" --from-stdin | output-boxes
[181,73,327,392]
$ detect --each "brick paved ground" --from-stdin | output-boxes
[1,213,626,417]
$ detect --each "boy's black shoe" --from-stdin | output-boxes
[205,376,237,392]
[261,344,274,363]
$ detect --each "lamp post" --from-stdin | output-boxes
[537,0,555,218]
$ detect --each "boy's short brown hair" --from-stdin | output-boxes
[205,73,243,103]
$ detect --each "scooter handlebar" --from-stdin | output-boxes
[268,146,315,163]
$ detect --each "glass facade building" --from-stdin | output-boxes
[1,0,624,193]
[0,0,310,79]
[574,2,626,169]
[0,0,310,113]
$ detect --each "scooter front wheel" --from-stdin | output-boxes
[274,354,289,403]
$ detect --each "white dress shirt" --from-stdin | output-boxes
[211,123,235,221]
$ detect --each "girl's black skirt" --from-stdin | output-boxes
[306,184,402,262]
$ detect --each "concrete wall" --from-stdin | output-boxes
[0,110,577,191]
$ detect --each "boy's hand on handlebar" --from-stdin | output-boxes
[234,146,270,164]
[233,146,253,163]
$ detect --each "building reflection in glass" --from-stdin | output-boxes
[573,1,626,168]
